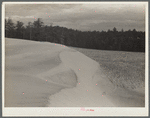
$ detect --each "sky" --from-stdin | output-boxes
[5,3,145,31]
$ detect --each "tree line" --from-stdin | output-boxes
[5,18,145,52]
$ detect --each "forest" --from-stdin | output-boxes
[5,18,145,52]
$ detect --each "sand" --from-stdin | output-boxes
[48,50,145,107]
[5,38,145,107]
[5,72,67,107]
[5,38,77,107]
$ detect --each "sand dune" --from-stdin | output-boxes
[5,38,77,107]
[5,38,145,107]
[49,50,144,107]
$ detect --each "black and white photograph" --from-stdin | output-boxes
[2,1,148,116]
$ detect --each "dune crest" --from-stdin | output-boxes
[48,51,116,107]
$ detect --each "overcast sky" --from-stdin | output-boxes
[5,3,145,31]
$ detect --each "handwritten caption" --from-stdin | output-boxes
[80,107,94,111]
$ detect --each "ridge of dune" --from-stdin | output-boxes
[48,50,116,107]
[36,63,78,88]
[48,49,145,107]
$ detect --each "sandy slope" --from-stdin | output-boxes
[49,50,144,107]
[48,51,116,107]
[5,38,77,107]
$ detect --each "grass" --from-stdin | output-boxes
[72,47,145,93]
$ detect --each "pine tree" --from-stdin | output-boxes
[16,21,24,38]
[33,18,44,41]
[33,18,44,28]
[113,27,117,32]
[5,18,15,38]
